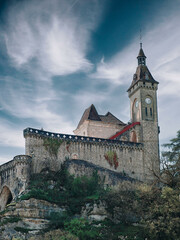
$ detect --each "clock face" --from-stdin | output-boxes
[145,97,151,104]
[135,100,139,108]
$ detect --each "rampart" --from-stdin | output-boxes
[0,155,31,210]
[24,128,145,181]
[65,159,139,189]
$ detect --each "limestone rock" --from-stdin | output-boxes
[0,198,66,240]
[81,200,107,221]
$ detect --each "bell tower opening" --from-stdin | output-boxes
[0,186,13,211]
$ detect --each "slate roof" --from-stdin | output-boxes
[128,50,159,91]
[77,104,101,128]
[99,112,125,125]
[137,48,146,58]
[77,104,125,129]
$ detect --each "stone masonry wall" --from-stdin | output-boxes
[24,128,145,182]
[74,120,125,139]
[0,155,31,210]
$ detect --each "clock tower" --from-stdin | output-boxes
[127,43,160,182]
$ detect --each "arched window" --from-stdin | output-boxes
[130,131,137,142]
[71,153,78,159]
[132,98,140,122]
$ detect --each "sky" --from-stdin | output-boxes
[0,0,180,164]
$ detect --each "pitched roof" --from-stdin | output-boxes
[128,65,159,91]
[77,104,101,128]
[99,112,125,125]
[137,48,146,58]
[77,105,125,128]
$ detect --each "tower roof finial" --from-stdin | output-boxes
[140,29,142,49]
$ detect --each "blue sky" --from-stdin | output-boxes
[0,0,180,164]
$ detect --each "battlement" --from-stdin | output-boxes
[24,127,143,149]
[0,155,32,173]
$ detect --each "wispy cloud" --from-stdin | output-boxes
[0,119,24,148]
[0,0,104,142]
[3,0,102,76]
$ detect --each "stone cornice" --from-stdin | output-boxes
[24,127,143,150]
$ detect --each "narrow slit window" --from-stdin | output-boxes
[150,108,152,116]
[145,107,148,116]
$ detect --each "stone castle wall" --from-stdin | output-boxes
[24,128,145,182]
[0,155,31,210]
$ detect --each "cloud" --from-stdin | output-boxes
[0,76,75,134]
[0,0,105,140]
[91,44,137,84]
[0,119,24,148]
[3,0,102,76]
[0,156,12,165]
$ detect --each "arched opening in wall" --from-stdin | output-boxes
[71,153,78,159]
[132,98,140,122]
[0,186,13,211]
[130,131,137,142]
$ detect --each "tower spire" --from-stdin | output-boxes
[137,33,146,66]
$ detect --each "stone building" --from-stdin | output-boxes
[0,44,160,210]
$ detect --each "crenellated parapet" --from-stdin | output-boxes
[24,127,143,149]
[0,155,32,173]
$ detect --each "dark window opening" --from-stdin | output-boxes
[7,193,13,205]
[150,108,152,116]
[145,107,148,116]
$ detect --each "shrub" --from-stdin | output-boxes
[141,187,180,240]
[64,218,100,240]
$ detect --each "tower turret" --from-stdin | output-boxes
[127,44,160,182]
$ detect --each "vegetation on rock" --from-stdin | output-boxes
[20,165,106,215]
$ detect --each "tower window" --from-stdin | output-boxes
[145,107,148,116]
[150,108,152,116]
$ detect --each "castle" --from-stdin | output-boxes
[0,44,160,210]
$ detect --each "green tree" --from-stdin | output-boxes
[160,130,180,187]
[141,187,180,240]
[162,130,180,165]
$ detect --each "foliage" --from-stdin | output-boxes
[48,212,70,229]
[20,165,106,215]
[102,184,180,240]
[135,185,180,240]
[14,227,31,233]
[162,130,180,164]
[158,130,180,187]
[0,216,21,226]
[143,187,180,240]
[28,229,79,240]
[104,150,119,169]
[43,138,63,157]
[64,218,145,240]
[64,218,100,240]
